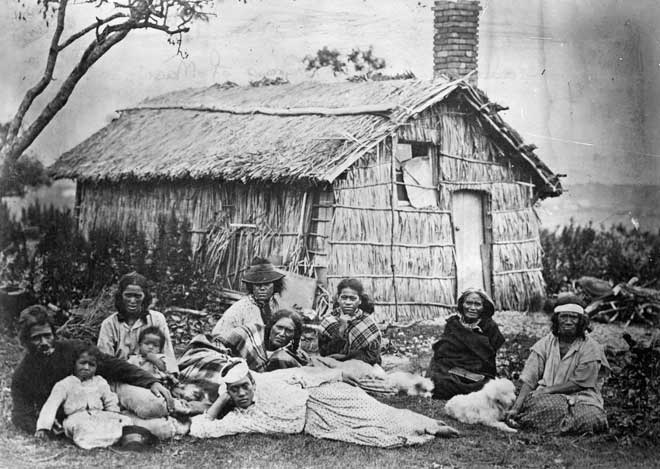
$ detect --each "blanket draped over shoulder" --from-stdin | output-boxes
[318,310,382,365]
[427,315,505,399]
[222,324,310,372]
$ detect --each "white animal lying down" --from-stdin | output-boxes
[444,378,518,432]
[387,371,435,398]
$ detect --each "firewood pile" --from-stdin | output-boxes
[582,277,660,326]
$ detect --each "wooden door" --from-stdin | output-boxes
[452,190,489,294]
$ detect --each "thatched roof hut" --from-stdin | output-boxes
[51,78,562,321]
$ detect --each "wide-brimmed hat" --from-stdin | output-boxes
[242,257,285,284]
[117,425,157,451]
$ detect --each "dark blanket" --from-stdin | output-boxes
[427,315,505,399]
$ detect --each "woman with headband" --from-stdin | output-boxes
[507,295,610,434]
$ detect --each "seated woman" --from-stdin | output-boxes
[211,257,286,342]
[427,288,505,399]
[97,272,184,437]
[221,309,310,372]
[190,359,459,448]
[507,295,610,435]
[318,278,382,366]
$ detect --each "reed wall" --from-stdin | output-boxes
[77,179,311,290]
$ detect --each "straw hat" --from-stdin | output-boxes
[242,257,285,284]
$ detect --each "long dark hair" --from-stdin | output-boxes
[114,272,153,322]
[551,295,589,339]
[265,309,303,352]
[334,278,375,314]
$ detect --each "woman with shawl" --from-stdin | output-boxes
[318,278,382,366]
[221,309,310,372]
[427,288,505,399]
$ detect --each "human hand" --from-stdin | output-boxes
[327,353,347,361]
[34,429,50,440]
[150,382,174,411]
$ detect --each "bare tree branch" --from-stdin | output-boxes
[57,12,127,51]
[5,0,69,147]
[6,28,132,161]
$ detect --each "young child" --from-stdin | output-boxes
[35,344,131,450]
[129,326,212,417]
[128,326,170,381]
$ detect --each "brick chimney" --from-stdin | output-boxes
[433,0,481,85]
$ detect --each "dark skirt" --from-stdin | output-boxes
[431,373,488,399]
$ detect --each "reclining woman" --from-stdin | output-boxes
[221,309,310,372]
[318,278,382,366]
[506,295,610,434]
[427,288,505,399]
[190,359,459,448]
[211,257,286,342]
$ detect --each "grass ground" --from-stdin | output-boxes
[0,324,656,469]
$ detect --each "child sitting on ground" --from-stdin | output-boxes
[35,344,131,450]
[130,326,212,417]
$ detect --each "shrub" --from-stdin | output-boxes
[541,222,660,293]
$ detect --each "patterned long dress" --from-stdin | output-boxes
[189,368,439,448]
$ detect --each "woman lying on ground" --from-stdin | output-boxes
[220,309,310,372]
[427,288,505,399]
[189,359,459,448]
[506,295,610,435]
[211,257,286,342]
[318,278,382,366]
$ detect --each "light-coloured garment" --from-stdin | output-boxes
[520,333,610,408]
[97,310,178,373]
[36,375,130,449]
[127,353,168,380]
[211,295,279,341]
[189,367,437,448]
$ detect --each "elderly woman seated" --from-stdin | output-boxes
[220,309,310,372]
[189,359,459,448]
[427,288,505,399]
[507,295,610,435]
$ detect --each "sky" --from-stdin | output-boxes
[1,0,659,190]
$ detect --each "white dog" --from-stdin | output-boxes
[387,371,435,398]
[444,378,518,432]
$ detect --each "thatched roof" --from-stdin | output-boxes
[51,79,562,196]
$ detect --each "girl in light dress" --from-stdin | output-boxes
[35,344,131,450]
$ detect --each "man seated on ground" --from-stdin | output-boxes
[11,305,175,437]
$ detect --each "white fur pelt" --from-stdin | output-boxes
[387,371,435,398]
[444,378,517,432]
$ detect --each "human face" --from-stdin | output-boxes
[74,352,97,381]
[557,311,580,338]
[338,287,361,317]
[226,376,255,408]
[252,282,275,304]
[122,284,145,317]
[269,317,296,349]
[29,324,55,356]
[462,293,484,323]
[139,333,163,356]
